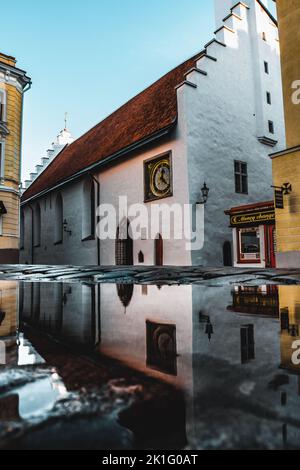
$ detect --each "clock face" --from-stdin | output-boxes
[144,155,172,201]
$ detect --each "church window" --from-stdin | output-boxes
[33,203,41,247]
[115,219,133,266]
[82,179,96,240]
[234,161,248,194]
[54,193,63,244]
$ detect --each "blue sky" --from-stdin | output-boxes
[0,0,275,180]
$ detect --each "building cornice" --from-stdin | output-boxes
[270,144,300,159]
[0,61,31,90]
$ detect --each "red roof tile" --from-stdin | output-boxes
[22,52,203,202]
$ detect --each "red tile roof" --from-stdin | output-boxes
[22,52,203,202]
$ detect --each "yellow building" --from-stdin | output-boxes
[0,52,31,263]
[271,1,300,267]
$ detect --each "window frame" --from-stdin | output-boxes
[236,227,262,264]
[0,140,5,179]
[0,89,6,122]
[268,120,275,134]
[234,160,248,195]
[264,61,269,74]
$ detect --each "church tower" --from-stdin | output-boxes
[271,0,300,267]
[0,52,31,263]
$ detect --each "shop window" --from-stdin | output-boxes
[238,228,261,263]
[234,161,248,194]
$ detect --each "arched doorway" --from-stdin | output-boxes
[155,234,163,266]
[223,241,232,267]
[115,219,133,266]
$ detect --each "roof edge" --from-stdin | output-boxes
[21,122,176,204]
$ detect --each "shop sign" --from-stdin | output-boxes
[230,210,275,227]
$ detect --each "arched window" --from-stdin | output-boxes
[82,179,96,240]
[54,193,63,244]
[155,234,163,266]
[33,203,41,247]
[115,218,133,266]
[223,241,233,267]
[20,209,25,249]
[117,284,134,310]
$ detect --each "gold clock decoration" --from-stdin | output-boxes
[144,154,172,202]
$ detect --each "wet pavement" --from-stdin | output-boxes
[1,272,300,449]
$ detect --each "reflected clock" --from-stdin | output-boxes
[144,154,172,201]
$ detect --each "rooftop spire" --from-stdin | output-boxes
[64,111,68,131]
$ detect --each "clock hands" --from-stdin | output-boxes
[159,167,168,185]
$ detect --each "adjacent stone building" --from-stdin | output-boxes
[0,52,31,263]
[21,1,285,267]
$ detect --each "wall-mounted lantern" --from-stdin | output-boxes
[197,182,210,205]
[63,219,72,236]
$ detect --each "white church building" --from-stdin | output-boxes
[20,0,285,267]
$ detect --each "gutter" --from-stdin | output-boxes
[21,122,176,205]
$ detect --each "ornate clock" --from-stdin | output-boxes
[144,154,172,201]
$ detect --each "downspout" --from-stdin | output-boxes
[88,173,101,346]
[88,173,100,266]
[28,204,34,264]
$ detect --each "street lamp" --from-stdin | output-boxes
[197,182,210,205]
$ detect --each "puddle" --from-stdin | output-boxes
[1,280,300,449]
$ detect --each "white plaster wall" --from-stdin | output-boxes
[99,283,194,390]
[21,180,98,265]
[181,0,285,266]
[98,102,191,266]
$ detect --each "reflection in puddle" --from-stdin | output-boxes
[0,375,67,421]
[2,280,300,448]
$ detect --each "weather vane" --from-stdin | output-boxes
[64,112,68,130]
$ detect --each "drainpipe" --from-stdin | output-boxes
[28,204,34,264]
[88,173,100,266]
